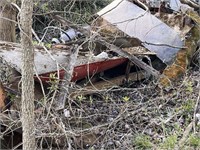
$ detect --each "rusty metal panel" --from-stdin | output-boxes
[97,0,184,65]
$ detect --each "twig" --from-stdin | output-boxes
[193,88,200,133]
[135,0,149,11]
[144,41,186,49]
[178,122,193,148]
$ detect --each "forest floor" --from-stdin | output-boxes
[32,66,200,149]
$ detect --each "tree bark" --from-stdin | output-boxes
[20,0,35,149]
[0,0,16,42]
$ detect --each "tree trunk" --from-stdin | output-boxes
[0,0,16,42]
[20,0,35,149]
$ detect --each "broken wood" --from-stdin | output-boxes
[86,71,146,90]
[125,61,132,82]
[122,47,156,55]
[56,45,79,110]
[99,39,160,78]
[70,70,146,99]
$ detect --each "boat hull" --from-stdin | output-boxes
[37,58,128,82]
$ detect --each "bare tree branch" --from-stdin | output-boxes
[180,0,200,9]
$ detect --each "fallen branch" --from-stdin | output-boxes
[55,44,79,110]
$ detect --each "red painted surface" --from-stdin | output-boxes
[37,58,128,82]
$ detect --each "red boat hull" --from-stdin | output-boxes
[37,58,128,82]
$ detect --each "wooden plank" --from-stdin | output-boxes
[70,70,146,98]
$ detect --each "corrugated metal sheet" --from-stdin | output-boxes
[97,0,184,65]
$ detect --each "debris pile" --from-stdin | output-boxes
[0,0,200,149]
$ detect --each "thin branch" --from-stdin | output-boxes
[193,88,200,133]
[180,0,200,9]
